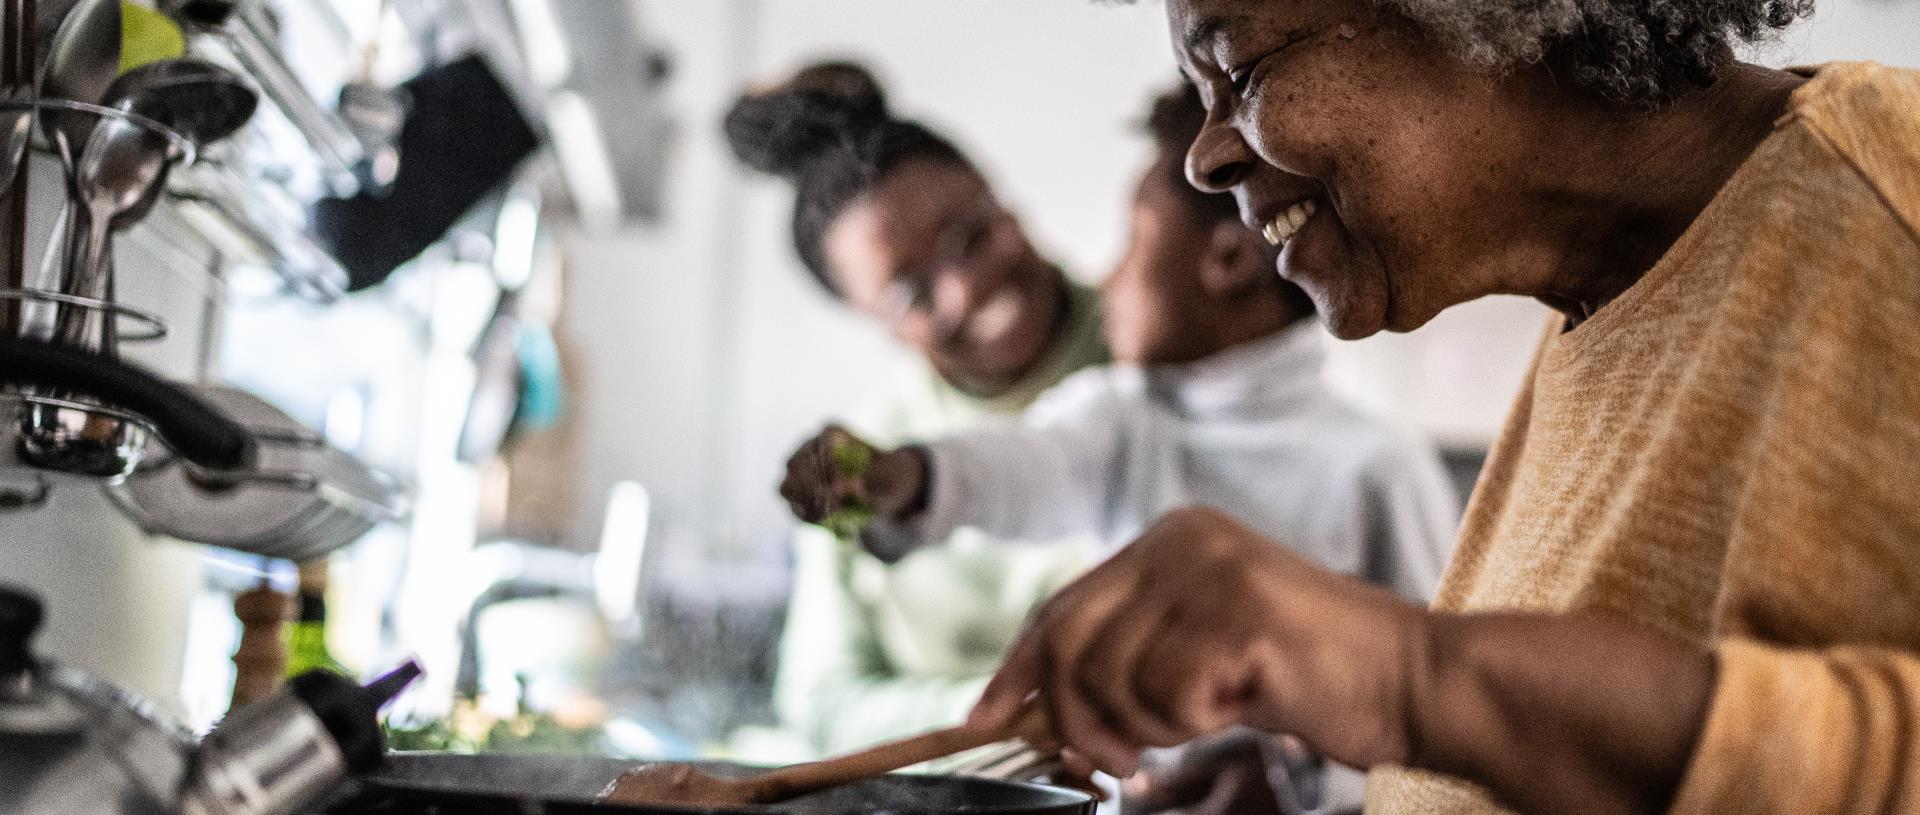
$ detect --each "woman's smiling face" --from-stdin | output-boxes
[1170,0,1549,339]
[822,158,1064,395]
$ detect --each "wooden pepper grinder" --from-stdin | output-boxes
[229,580,296,710]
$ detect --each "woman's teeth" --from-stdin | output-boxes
[1261,199,1319,248]
[967,289,1025,346]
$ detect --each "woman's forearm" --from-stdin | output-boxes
[969,509,1721,813]
[1407,613,1717,815]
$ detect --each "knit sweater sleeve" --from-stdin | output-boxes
[1670,641,1920,813]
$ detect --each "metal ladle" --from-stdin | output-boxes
[52,59,251,348]
[49,107,183,348]
[105,57,257,145]
[99,58,254,226]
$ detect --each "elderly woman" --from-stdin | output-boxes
[968,1,1920,814]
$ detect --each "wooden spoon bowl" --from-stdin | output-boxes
[600,705,1053,808]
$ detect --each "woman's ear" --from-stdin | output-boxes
[1198,221,1270,301]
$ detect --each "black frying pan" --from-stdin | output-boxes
[323,753,1095,815]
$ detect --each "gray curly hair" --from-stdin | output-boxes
[1132,0,1815,106]
[1387,0,1813,104]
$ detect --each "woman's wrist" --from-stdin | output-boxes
[1246,563,1433,772]
[1402,611,1479,777]
[1396,607,1439,774]
[1401,613,1546,783]
[1390,612,1715,814]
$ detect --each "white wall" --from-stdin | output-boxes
[1772,0,1920,66]
[560,0,1920,557]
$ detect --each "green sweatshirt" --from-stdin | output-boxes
[774,283,1108,756]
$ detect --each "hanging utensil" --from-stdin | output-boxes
[49,105,178,348]
[0,0,36,337]
[9,0,174,204]
[103,384,408,561]
[91,57,252,227]
[0,336,252,467]
[336,0,402,194]
[0,70,32,196]
[105,57,255,144]
[50,58,246,348]
[31,0,118,342]
[37,0,116,169]
[0,336,255,479]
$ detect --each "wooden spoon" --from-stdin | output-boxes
[600,704,1053,808]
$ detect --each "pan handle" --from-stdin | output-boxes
[0,337,255,470]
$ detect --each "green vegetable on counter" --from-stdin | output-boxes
[382,675,606,755]
[383,716,470,752]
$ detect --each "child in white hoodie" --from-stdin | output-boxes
[780,85,1458,605]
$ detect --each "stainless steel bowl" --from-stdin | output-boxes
[11,392,150,479]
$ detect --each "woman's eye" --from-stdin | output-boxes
[884,278,933,317]
[1228,54,1275,98]
[1224,32,1310,98]
[1227,63,1256,93]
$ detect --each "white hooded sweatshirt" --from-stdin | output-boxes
[908,319,1459,604]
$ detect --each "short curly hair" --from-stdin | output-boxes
[1387,0,1814,104]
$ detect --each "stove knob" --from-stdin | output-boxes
[0,584,43,680]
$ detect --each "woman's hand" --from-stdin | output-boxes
[779,425,929,527]
[1123,729,1311,815]
[969,506,1426,779]
[970,506,1717,815]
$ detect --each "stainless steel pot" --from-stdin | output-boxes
[322,754,1095,815]
[0,584,421,815]
[0,336,255,472]
[103,384,407,561]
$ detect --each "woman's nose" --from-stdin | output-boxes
[1186,117,1255,194]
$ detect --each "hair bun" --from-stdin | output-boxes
[725,61,892,178]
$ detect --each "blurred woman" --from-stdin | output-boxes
[724,61,1107,756]
[970,2,1920,814]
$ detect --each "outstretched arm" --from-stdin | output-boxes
[779,378,1130,557]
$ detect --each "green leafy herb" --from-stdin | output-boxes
[383,716,474,752]
[381,675,605,755]
[822,438,876,540]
